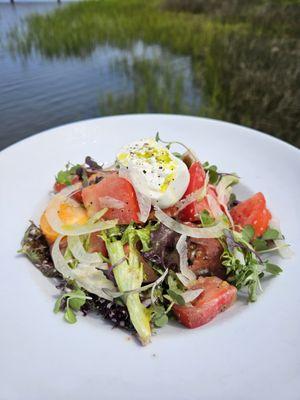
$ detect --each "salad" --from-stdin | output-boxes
[20,135,290,345]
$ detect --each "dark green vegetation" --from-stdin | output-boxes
[8,0,300,147]
[99,55,196,115]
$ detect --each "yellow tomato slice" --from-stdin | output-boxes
[40,203,88,244]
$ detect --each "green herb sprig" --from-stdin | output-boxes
[202,161,219,184]
[155,132,194,158]
[200,210,215,227]
[222,228,283,302]
[163,271,186,305]
[56,162,81,185]
[151,305,169,328]
[251,227,282,252]
[54,288,91,324]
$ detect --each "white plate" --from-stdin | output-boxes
[1,114,299,400]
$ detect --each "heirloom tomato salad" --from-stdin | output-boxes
[20,135,290,345]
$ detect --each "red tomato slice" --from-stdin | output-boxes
[88,232,108,257]
[54,176,83,203]
[173,276,237,329]
[179,162,210,222]
[163,205,178,217]
[230,192,271,237]
[82,176,140,225]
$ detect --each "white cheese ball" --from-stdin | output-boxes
[117,138,190,208]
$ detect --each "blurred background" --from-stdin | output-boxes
[0,0,299,150]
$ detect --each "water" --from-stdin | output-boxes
[0,2,200,150]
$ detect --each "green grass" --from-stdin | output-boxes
[99,55,193,115]
[7,0,300,147]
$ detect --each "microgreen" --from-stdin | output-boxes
[151,305,168,328]
[55,156,102,187]
[202,161,240,186]
[64,307,77,324]
[252,238,269,251]
[75,166,89,187]
[54,288,91,324]
[172,151,183,159]
[250,227,283,253]
[200,210,215,227]
[228,193,238,209]
[68,293,87,310]
[265,263,283,275]
[222,249,261,302]
[85,156,103,170]
[56,162,81,185]
[155,132,193,154]
[222,229,283,302]
[241,225,255,243]
[165,271,186,305]
[202,161,219,184]
[262,228,280,241]
[167,289,185,305]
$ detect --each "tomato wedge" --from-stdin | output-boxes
[230,192,271,237]
[179,162,210,222]
[82,176,140,225]
[188,238,225,279]
[54,176,83,203]
[173,276,237,329]
[88,232,108,257]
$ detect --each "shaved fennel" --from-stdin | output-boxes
[175,172,209,214]
[216,175,239,227]
[154,206,228,238]
[206,193,223,218]
[176,235,196,281]
[52,236,115,300]
[181,288,203,303]
[67,235,107,266]
[104,268,169,300]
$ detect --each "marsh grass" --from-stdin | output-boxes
[99,55,197,115]
[7,0,300,147]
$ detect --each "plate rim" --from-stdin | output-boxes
[1,113,299,158]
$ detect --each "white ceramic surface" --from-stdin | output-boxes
[1,114,299,400]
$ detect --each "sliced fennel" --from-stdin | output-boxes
[216,174,239,227]
[150,268,169,304]
[176,235,196,281]
[154,206,228,238]
[181,288,203,303]
[104,268,169,299]
[176,273,192,287]
[67,235,107,266]
[52,236,115,301]
[216,174,239,204]
[175,172,209,214]
[206,193,223,218]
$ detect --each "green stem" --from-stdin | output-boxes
[106,240,151,345]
